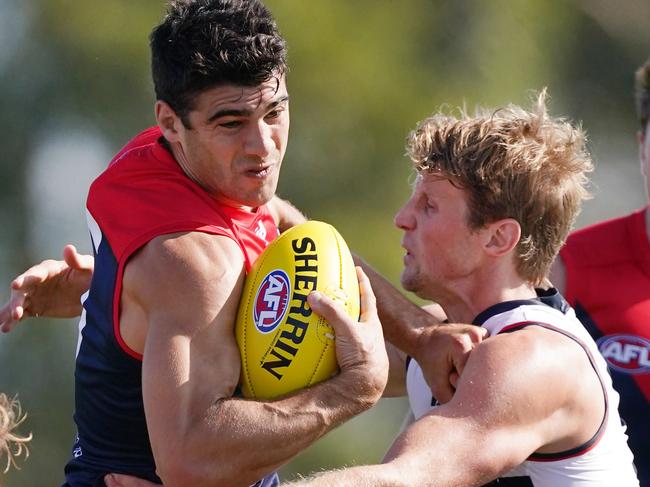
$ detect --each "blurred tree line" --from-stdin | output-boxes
[1,0,648,484]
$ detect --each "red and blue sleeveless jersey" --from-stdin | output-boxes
[560,207,650,485]
[63,127,280,486]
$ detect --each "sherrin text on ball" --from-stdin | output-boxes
[235,221,359,398]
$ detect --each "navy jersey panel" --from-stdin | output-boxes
[254,473,280,487]
[64,235,160,485]
[483,478,534,487]
[483,477,534,487]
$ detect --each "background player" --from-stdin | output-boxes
[549,58,650,485]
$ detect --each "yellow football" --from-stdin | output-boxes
[235,220,359,399]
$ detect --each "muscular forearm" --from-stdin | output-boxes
[287,414,503,487]
[140,236,387,486]
[173,372,378,486]
[354,256,440,355]
[285,464,406,487]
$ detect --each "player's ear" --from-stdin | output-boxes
[483,218,521,257]
[155,100,183,143]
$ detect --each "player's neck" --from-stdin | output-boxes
[440,279,536,324]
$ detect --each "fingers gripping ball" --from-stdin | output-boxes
[235,221,360,399]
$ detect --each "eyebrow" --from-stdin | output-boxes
[208,95,289,123]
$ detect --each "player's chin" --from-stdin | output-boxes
[239,179,279,206]
[400,270,419,294]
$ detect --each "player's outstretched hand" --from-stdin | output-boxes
[308,267,389,404]
[412,323,487,404]
[0,245,94,333]
[104,473,159,487]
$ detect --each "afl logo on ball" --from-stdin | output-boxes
[253,270,290,334]
[598,334,650,375]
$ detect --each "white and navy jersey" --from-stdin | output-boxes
[406,289,639,486]
[62,127,280,487]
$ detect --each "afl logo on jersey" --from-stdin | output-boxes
[598,335,650,374]
[253,270,290,334]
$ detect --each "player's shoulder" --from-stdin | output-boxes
[470,326,544,365]
[126,232,244,293]
[449,328,577,426]
[123,232,245,322]
[123,232,247,339]
[146,231,244,273]
[467,325,582,392]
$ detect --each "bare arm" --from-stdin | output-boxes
[0,245,93,332]
[266,195,308,232]
[287,327,604,486]
[126,232,387,487]
[382,304,447,398]
[355,256,486,403]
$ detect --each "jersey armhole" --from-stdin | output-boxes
[500,321,609,461]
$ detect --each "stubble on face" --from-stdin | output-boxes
[397,174,481,302]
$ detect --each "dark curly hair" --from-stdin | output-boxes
[150,0,288,127]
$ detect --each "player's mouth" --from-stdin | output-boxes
[245,164,275,178]
[400,243,413,263]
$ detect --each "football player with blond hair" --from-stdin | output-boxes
[287,93,639,486]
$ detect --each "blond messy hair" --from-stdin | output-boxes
[406,91,592,286]
[0,394,31,473]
